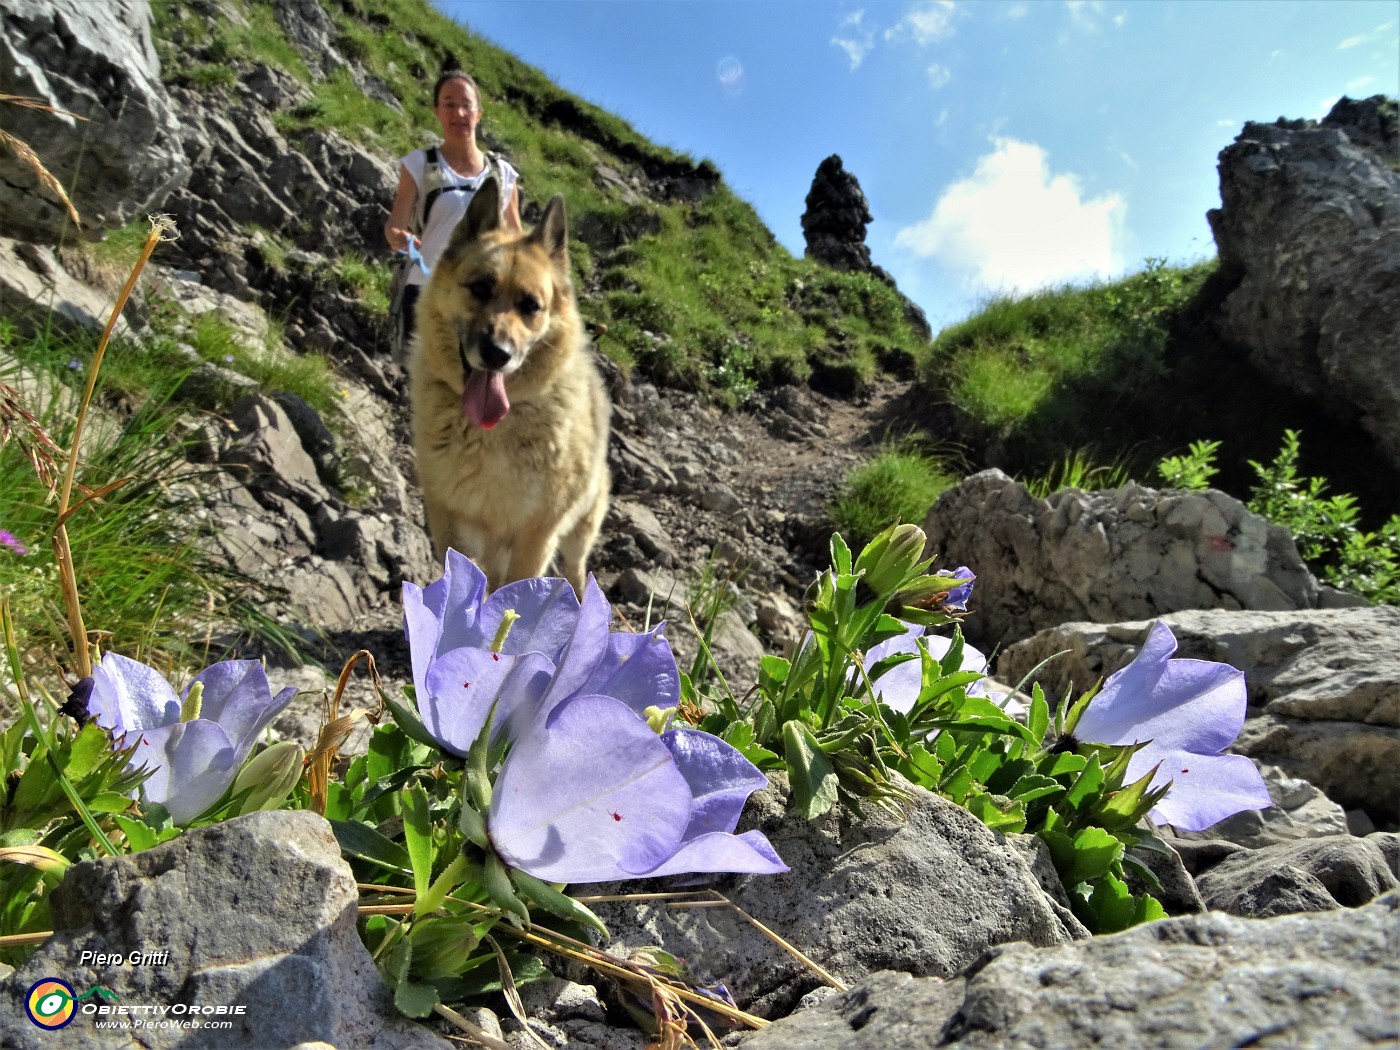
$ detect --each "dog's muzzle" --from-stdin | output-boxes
[476,332,512,372]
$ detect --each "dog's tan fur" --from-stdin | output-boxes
[408,179,609,592]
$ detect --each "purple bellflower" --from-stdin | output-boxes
[861,621,1001,713]
[1073,620,1271,832]
[403,550,787,883]
[488,694,787,884]
[85,654,295,825]
[939,567,975,613]
[403,549,678,755]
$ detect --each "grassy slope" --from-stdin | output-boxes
[149,0,928,406]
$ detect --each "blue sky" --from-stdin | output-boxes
[439,1,1399,330]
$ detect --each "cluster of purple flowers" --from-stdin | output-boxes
[403,551,787,883]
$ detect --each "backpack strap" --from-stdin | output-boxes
[410,146,444,235]
[420,152,500,230]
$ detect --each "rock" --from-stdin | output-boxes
[741,892,1400,1049]
[607,499,680,567]
[802,154,876,273]
[0,811,449,1049]
[591,776,1086,1020]
[996,608,1400,823]
[1195,834,1400,917]
[925,471,1321,653]
[222,392,327,499]
[0,237,137,334]
[1208,95,1400,481]
[800,154,931,340]
[0,0,191,243]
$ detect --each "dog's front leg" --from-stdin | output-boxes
[504,526,559,591]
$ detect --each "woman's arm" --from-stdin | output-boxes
[384,164,418,251]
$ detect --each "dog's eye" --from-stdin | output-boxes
[466,278,494,301]
[517,295,542,318]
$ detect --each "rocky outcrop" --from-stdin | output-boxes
[1208,95,1400,478]
[0,0,190,243]
[0,811,449,1049]
[740,893,1400,1049]
[996,607,1400,823]
[802,154,931,340]
[593,776,1088,1020]
[922,470,1323,653]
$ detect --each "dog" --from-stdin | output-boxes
[408,178,610,594]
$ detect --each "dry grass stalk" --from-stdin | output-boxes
[0,93,84,228]
[50,216,173,676]
[306,648,385,815]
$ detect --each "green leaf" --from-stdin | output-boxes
[330,819,411,874]
[1081,872,1163,934]
[781,719,839,820]
[759,655,790,687]
[482,852,530,926]
[967,791,1027,833]
[1008,773,1064,805]
[1060,826,1124,887]
[64,722,112,782]
[84,791,137,813]
[1044,751,1088,778]
[1028,687,1050,746]
[509,868,609,938]
[400,785,434,902]
[830,532,852,575]
[394,974,440,1019]
[1064,753,1105,810]
[1095,765,1162,830]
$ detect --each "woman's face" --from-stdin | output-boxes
[435,79,480,138]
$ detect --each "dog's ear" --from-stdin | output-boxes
[528,194,569,265]
[445,177,502,256]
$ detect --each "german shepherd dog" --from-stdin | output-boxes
[409,178,609,593]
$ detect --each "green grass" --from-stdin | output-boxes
[832,448,958,550]
[0,332,266,676]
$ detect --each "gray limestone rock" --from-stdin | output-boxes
[0,0,190,242]
[591,777,1087,1020]
[1209,95,1400,479]
[0,811,449,1049]
[1195,834,1400,917]
[740,892,1400,1049]
[923,471,1320,653]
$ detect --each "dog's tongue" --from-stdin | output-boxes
[463,370,509,429]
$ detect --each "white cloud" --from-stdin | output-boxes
[1007,3,1028,19]
[1066,0,1105,29]
[894,137,1128,295]
[832,9,876,70]
[886,1,957,45]
[926,62,952,89]
[1113,11,1126,27]
[1338,19,1397,50]
[1347,75,1378,93]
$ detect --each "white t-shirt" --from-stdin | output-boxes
[399,148,520,287]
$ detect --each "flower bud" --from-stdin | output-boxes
[854,523,930,595]
[886,566,976,625]
[233,740,305,815]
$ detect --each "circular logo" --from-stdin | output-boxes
[25,978,76,1029]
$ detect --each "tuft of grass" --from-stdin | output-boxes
[334,254,393,317]
[1023,448,1131,499]
[831,447,957,550]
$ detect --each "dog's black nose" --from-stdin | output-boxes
[477,333,511,371]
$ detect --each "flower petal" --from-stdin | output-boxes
[404,550,489,697]
[88,653,181,734]
[186,661,295,759]
[1077,624,1246,754]
[134,720,239,825]
[572,626,681,718]
[661,727,770,838]
[535,575,613,708]
[634,829,789,878]
[863,625,992,713]
[480,576,586,658]
[489,694,691,884]
[1130,749,1272,832]
[421,649,554,756]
